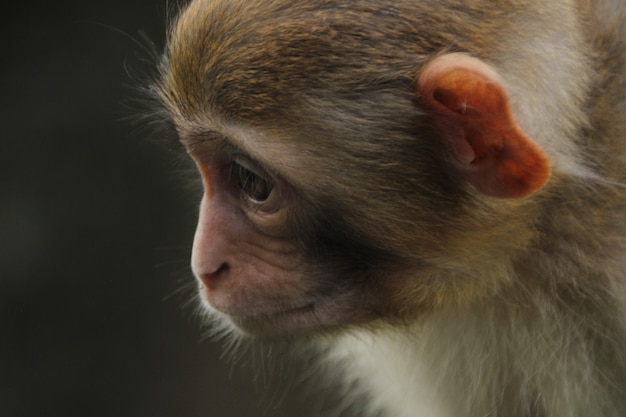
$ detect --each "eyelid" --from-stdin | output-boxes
[232,154,271,181]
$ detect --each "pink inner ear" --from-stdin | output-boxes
[418,53,551,199]
[432,88,482,118]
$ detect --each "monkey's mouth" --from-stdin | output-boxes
[227,303,319,335]
[200,283,377,335]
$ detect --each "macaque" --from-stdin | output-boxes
[153,0,626,416]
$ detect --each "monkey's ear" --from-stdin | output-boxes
[417,53,550,198]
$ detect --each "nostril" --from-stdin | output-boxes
[199,262,229,290]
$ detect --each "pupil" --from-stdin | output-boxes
[236,163,272,202]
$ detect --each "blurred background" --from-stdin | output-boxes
[0,1,338,416]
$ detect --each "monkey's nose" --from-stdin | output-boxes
[198,262,230,290]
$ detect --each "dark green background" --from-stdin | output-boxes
[0,1,340,416]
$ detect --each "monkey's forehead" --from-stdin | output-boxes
[159,0,558,121]
[159,0,484,121]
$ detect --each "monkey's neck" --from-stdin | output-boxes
[329,246,626,417]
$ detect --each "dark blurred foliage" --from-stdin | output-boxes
[0,2,338,416]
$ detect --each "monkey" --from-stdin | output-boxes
[152,0,626,416]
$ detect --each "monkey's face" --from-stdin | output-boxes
[182,122,423,335]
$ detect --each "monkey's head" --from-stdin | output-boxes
[156,0,551,335]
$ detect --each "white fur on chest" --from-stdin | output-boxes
[324,303,597,417]
[329,327,454,417]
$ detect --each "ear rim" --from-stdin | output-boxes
[417,53,551,199]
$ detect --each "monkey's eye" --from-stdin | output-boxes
[231,159,274,205]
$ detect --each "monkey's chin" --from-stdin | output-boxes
[213,302,375,336]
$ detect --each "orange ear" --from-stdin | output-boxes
[418,53,550,198]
